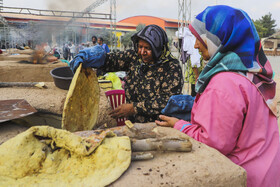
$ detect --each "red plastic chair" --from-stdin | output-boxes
[105,89,126,126]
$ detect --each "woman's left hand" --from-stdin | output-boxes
[155,115,180,128]
[109,103,135,118]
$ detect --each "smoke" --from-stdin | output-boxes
[46,0,92,11]
[45,0,191,21]
[46,0,178,21]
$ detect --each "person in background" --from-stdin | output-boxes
[92,36,98,46]
[156,5,280,187]
[63,43,70,61]
[53,47,61,59]
[70,25,184,123]
[69,42,76,61]
[97,37,110,53]
[77,43,85,53]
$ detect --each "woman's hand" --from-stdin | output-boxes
[109,103,135,118]
[155,115,180,128]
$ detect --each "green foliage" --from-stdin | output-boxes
[253,13,277,38]
[97,28,111,44]
[136,24,146,32]
[260,13,277,36]
[253,19,268,38]
[121,32,135,49]
[121,24,146,49]
[89,28,110,44]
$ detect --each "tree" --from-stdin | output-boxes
[121,24,146,49]
[253,19,268,38]
[97,28,111,44]
[121,32,135,49]
[253,13,277,38]
[136,24,146,32]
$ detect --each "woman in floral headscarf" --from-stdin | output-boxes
[71,24,183,123]
[156,5,280,187]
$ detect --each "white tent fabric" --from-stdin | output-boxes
[176,27,201,68]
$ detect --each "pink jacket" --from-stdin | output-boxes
[174,72,280,187]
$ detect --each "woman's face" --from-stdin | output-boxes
[138,39,154,64]
[194,38,210,61]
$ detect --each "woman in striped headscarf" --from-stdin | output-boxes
[156,5,280,187]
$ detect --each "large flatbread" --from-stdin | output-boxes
[0,126,131,187]
[62,64,100,132]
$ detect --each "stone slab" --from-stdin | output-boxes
[111,125,247,187]
[0,60,67,82]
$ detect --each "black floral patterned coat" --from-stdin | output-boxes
[101,50,183,123]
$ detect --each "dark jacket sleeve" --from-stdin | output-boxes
[133,61,184,116]
[100,49,137,73]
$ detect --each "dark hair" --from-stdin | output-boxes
[98,37,104,42]
[92,36,97,40]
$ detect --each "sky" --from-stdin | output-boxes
[3,0,280,28]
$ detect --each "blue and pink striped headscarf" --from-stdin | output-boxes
[189,5,277,115]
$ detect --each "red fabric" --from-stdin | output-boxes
[189,24,207,49]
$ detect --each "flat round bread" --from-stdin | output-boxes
[0,126,131,187]
[62,64,99,132]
